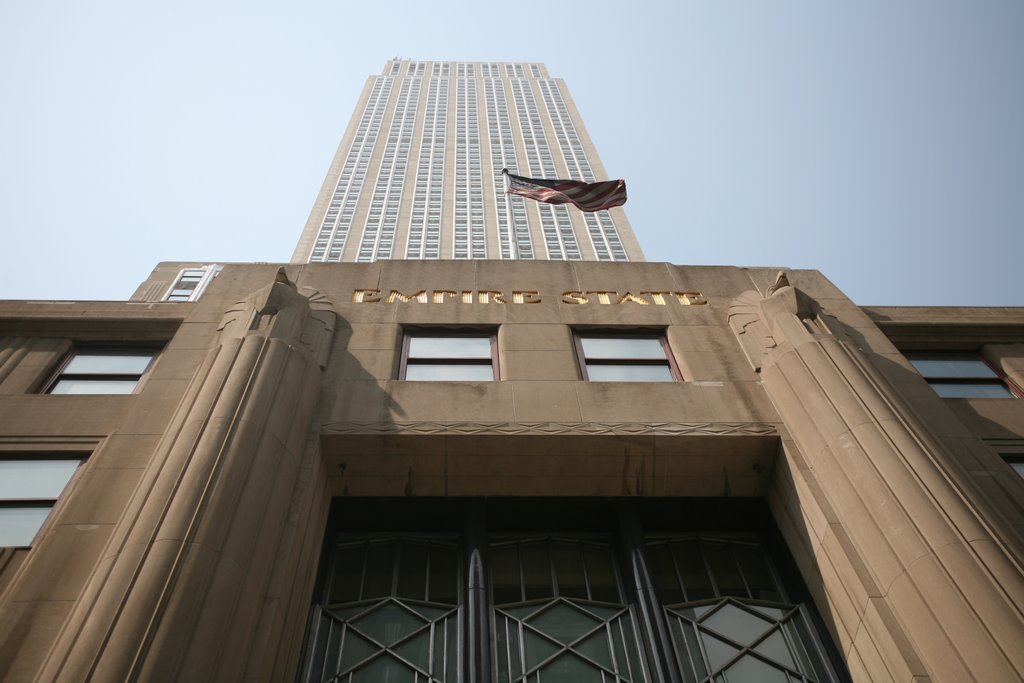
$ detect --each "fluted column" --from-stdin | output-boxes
[730,277,1024,682]
[37,270,335,682]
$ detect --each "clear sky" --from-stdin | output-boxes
[2,1,1022,305]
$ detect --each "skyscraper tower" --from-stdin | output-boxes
[293,60,644,263]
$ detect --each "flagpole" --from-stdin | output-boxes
[501,168,519,260]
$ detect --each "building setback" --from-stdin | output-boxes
[1,61,1023,683]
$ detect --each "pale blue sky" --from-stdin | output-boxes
[2,1,1021,305]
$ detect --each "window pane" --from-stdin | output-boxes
[1010,462,1024,479]
[580,337,665,360]
[330,544,366,603]
[396,541,428,600]
[582,545,620,603]
[362,542,396,598]
[50,379,140,394]
[907,355,998,379]
[64,352,154,374]
[0,506,52,546]
[671,540,715,601]
[405,364,493,381]
[648,544,685,604]
[0,460,80,499]
[491,544,521,605]
[408,336,492,359]
[586,364,674,382]
[929,382,1014,398]
[521,542,552,601]
[552,542,587,599]
[702,542,747,598]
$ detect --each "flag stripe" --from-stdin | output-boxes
[506,173,627,212]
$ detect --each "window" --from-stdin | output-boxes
[1008,460,1024,479]
[905,352,1018,398]
[162,264,222,302]
[0,456,82,546]
[575,331,681,382]
[401,331,497,381]
[46,348,159,394]
[300,499,845,683]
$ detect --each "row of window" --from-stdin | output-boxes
[401,330,681,382]
[32,342,1023,397]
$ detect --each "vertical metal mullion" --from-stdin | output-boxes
[667,542,689,604]
[548,538,559,598]
[464,499,492,683]
[725,540,752,600]
[358,541,368,601]
[614,500,681,683]
[393,538,402,597]
[696,538,720,599]
[581,541,593,601]
[424,541,432,602]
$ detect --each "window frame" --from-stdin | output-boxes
[573,329,682,382]
[161,264,222,302]
[905,351,1021,398]
[399,328,499,381]
[43,346,161,395]
[0,453,86,548]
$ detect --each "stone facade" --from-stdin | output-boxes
[0,260,1022,682]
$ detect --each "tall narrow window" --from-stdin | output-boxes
[491,537,647,682]
[648,536,840,683]
[575,331,680,382]
[905,352,1018,398]
[301,537,461,683]
[0,456,82,546]
[401,331,497,381]
[46,348,159,394]
[301,501,848,683]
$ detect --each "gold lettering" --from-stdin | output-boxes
[561,291,588,304]
[512,290,541,304]
[432,290,459,304]
[477,291,507,304]
[352,288,381,303]
[587,291,616,305]
[616,292,648,305]
[674,291,708,306]
[386,290,429,304]
[461,290,474,304]
[641,291,669,305]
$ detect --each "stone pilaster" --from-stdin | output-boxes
[730,278,1024,682]
[36,270,335,682]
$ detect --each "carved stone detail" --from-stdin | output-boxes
[38,274,336,682]
[322,421,778,437]
[729,281,1024,681]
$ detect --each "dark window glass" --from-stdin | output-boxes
[576,331,679,382]
[303,506,845,683]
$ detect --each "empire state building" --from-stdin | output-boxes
[292,60,644,263]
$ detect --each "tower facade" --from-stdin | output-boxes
[293,60,644,263]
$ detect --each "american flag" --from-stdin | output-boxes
[504,172,627,212]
